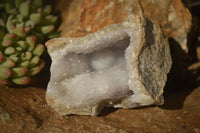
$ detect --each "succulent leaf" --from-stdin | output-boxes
[47,32,60,39]
[29,56,40,67]
[9,54,19,62]
[41,25,54,34]
[12,67,28,77]
[16,22,25,28]
[15,0,23,9]
[16,46,23,52]
[1,56,15,68]
[30,13,41,24]
[17,40,27,50]
[6,15,15,33]
[21,51,32,60]
[32,44,44,56]
[26,36,37,51]
[11,76,31,85]
[12,27,26,38]
[19,1,30,18]
[0,79,10,86]
[0,0,59,86]
[45,15,58,24]
[0,19,5,26]
[8,8,18,15]
[28,60,45,76]
[0,65,12,79]
[33,0,42,8]
[25,20,35,29]
[4,47,15,55]
[16,15,23,23]
[43,5,52,16]
[20,60,30,67]
[2,40,12,47]
[4,33,18,41]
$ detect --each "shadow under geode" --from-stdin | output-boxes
[159,38,198,110]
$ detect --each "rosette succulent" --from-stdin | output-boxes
[0,0,59,85]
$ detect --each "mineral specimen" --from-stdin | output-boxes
[46,15,172,116]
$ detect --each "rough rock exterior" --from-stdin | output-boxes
[140,0,191,52]
[46,9,172,115]
[56,0,191,52]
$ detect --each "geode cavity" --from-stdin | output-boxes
[45,15,172,116]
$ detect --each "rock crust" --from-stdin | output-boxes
[46,14,172,115]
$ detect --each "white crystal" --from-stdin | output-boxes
[46,15,172,116]
[90,49,115,71]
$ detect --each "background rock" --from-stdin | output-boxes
[55,0,191,52]
[140,0,191,52]
[56,0,142,37]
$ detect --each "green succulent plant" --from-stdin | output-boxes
[0,0,59,85]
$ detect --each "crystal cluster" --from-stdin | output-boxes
[46,16,172,116]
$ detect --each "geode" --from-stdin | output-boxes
[45,15,172,116]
